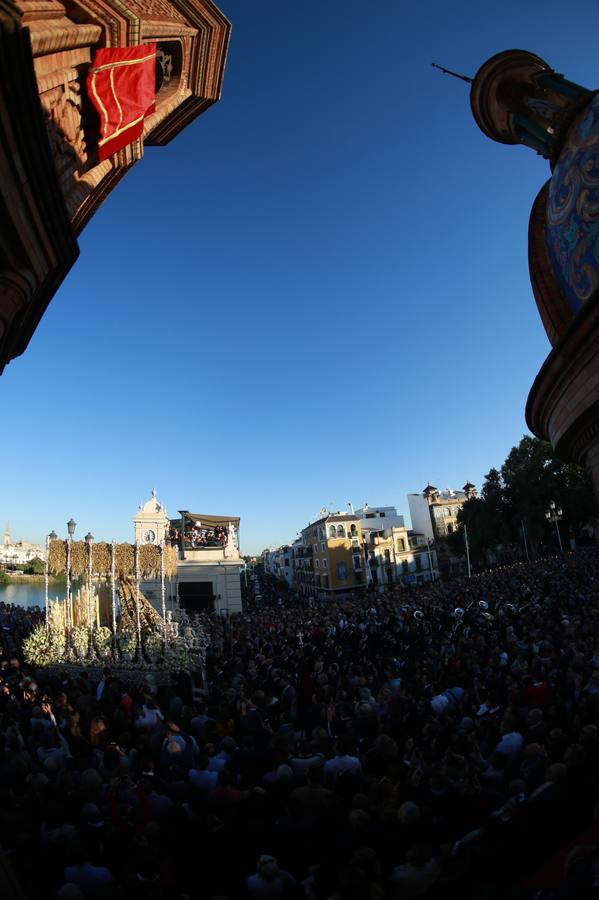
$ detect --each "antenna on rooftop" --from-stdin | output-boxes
[432,62,473,84]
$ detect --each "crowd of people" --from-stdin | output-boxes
[2,549,599,898]
[185,525,228,548]
[166,525,229,549]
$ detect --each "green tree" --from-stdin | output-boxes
[501,436,595,552]
[454,436,596,562]
[24,557,45,575]
[452,468,511,563]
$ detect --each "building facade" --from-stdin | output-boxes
[263,544,294,587]
[173,510,242,615]
[133,490,176,612]
[357,506,438,587]
[469,51,599,500]
[408,483,477,541]
[134,489,169,546]
[0,524,44,566]
[0,1,230,374]
[295,512,366,598]
[131,496,242,616]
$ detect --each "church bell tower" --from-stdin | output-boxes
[133,489,169,546]
[0,1,230,375]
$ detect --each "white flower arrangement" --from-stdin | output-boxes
[118,630,137,655]
[23,623,65,667]
[144,632,163,656]
[23,615,203,675]
[95,626,112,650]
[71,625,89,659]
[162,646,190,673]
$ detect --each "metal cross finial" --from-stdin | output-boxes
[432,62,473,84]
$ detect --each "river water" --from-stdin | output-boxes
[0,582,68,610]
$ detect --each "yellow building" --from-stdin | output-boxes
[296,513,366,598]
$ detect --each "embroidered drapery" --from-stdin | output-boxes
[87,44,156,161]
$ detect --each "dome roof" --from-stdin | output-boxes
[470,49,551,146]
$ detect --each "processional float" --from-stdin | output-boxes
[23,538,209,677]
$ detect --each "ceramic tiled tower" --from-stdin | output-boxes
[471,50,599,499]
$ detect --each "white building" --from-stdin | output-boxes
[263,544,295,587]
[132,493,244,616]
[408,484,477,541]
[357,506,438,587]
[134,489,169,546]
[355,505,405,530]
[407,484,477,577]
[133,492,177,612]
[173,509,243,615]
[0,524,44,566]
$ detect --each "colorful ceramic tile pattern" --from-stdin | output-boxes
[546,93,599,314]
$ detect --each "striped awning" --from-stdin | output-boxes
[176,511,240,528]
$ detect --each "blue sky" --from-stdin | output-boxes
[2,0,598,554]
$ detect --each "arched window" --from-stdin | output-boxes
[336,525,346,537]
[155,42,183,103]
[337,562,348,581]
[329,525,336,538]
[350,524,357,535]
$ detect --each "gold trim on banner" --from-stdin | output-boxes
[89,73,109,138]
[98,114,145,147]
[89,52,155,74]
[109,67,123,133]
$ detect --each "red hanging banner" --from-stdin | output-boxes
[87,44,156,162]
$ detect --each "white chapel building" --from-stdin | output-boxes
[132,491,243,616]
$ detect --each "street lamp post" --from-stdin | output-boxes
[85,532,94,652]
[545,501,563,553]
[110,539,117,644]
[160,540,167,644]
[45,530,58,630]
[44,532,51,629]
[134,541,142,661]
[66,518,76,635]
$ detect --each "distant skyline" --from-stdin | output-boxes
[2,0,598,554]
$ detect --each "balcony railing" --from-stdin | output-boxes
[294,547,313,558]
[182,539,227,550]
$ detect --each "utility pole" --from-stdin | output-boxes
[545,502,563,553]
[427,538,436,582]
[463,524,472,578]
[521,518,530,562]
